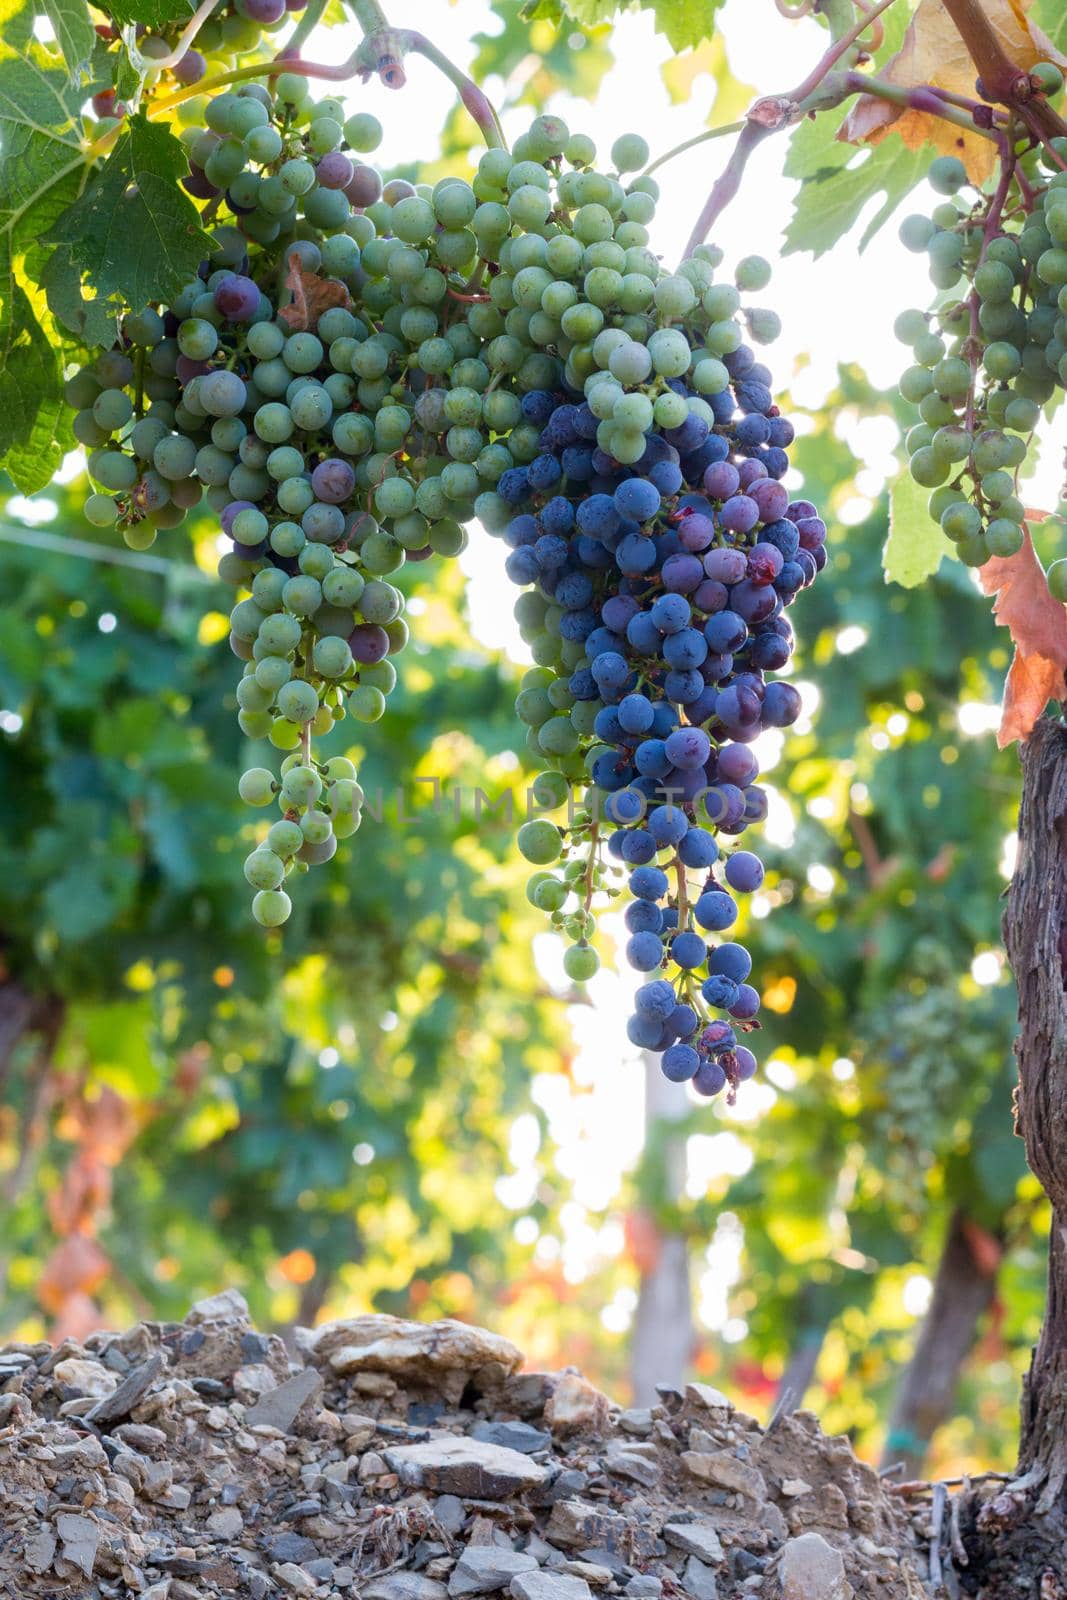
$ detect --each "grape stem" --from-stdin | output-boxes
[285,0,329,58]
[680,0,1005,258]
[643,121,746,179]
[938,0,1067,134]
[121,0,216,81]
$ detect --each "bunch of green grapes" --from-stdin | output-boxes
[62,88,662,925]
[895,86,1067,590]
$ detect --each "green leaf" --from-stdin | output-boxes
[46,112,214,313]
[42,0,96,80]
[883,465,953,588]
[0,42,87,487]
[784,132,933,256]
[1032,0,1067,57]
[557,0,722,50]
[105,0,194,27]
[0,283,65,492]
[41,243,120,349]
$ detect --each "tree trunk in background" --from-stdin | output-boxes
[776,1290,826,1415]
[629,1056,694,1405]
[1003,717,1067,1510]
[882,1208,998,1481]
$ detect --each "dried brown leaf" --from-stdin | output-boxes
[279,253,352,332]
[979,530,1067,745]
[841,0,1067,184]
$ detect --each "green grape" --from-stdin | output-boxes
[252,888,291,927]
[239,767,276,806]
[344,111,382,151]
[929,155,968,194]
[735,254,771,291]
[563,944,599,981]
[245,849,286,890]
[517,818,562,864]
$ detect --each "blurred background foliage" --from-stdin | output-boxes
[0,0,1049,1485]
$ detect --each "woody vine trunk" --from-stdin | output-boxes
[1002,714,1067,1512]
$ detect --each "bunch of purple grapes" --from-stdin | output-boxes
[506,261,826,1098]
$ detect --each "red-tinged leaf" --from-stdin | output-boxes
[279,254,352,331]
[979,530,1067,745]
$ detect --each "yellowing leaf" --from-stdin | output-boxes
[842,0,1067,184]
[882,466,952,588]
[661,35,754,124]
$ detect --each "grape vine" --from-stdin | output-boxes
[9,0,1067,1104]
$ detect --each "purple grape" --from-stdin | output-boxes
[720,494,760,533]
[703,461,739,500]
[725,851,764,893]
[344,165,383,207]
[349,624,389,663]
[747,542,784,586]
[737,458,768,489]
[693,1060,727,1097]
[728,984,761,1020]
[751,478,789,522]
[173,48,206,85]
[317,151,354,190]
[240,0,286,20]
[311,459,356,504]
[703,547,747,584]
[182,167,219,200]
[214,274,260,322]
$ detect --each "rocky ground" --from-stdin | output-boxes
[0,1295,967,1599]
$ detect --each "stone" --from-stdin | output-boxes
[244,1369,323,1432]
[274,1563,317,1595]
[55,1513,100,1579]
[679,1450,767,1501]
[684,1384,732,1412]
[617,1409,652,1437]
[188,1289,251,1323]
[384,1437,548,1499]
[298,1316,522,1400]
[780,1480,813,1498]
[448,1545,539,1596]
[545,1502,626,1555]
[265,1534,319,1565]
[205,1507,244,1540]
[624,1582,661,1598]
[364,1574,450,1600]
[23,1528,57,1573]
[233,1364,278,1403]
[663,1525,725,1566]
[511,1573,593,1600]
[86,1354,166,1425]
[544,1376,611,1436]
[778,1534,851,1600]
[603,1442,659,1488]
[471,1420,551,1455]
[435,1495,467,1534]
[681,1558,717,1600]
[560,1563,612,1586]
[54,1358,118,1398]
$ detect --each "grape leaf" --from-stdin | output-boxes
[783,133,933,257]
[41,245,120,349]
[979,529,1067,746]
[882,465,953,588]
[1033,0,1067,53]
[0,41,88,488]
[554,0,723,51]
[42,0,96,80]
[105,0,193,26]
[841,0,1067,185]
[46,113,214,314]
[0,283,66,493]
